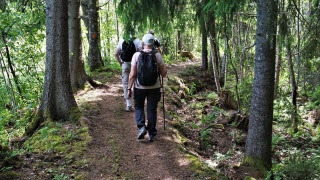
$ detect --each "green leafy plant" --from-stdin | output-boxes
[199,128,212,150]
[272,134,285,150]
[188,82,197,95]
[309,85,320,109]
[52,173,69,180]
[201,112,216,126]
[272,149,320,180]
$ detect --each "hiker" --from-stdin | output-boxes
[148,29,162,54]
[127,33,167,142]
[115,35,142,112]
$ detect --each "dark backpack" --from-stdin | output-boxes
[137,51,159,86]
[120,40,136,62]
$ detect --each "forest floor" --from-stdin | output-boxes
[4,60,265,180]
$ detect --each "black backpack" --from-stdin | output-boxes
[120,40,136,62]
[137,51,159,86]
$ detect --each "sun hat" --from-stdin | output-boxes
[142,34,155,46]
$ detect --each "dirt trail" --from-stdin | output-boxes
[81,64,198,179]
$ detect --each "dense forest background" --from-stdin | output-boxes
[0,0,320,179]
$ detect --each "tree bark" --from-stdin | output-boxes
[201,18,208,71]
[37,0,78,125]
[177,30,182,52]
[209,37,221,94]
[244,0,277,175]
[274,38,282,97]
[80,0,90,45]
[286,38,298,133]
[220,14,228,86]
[81,0,103,71]
[88,0,103,71]
[206,12,221,94]
[69,0,88,91]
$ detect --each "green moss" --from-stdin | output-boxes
[23,118,91,162]
[244,176,256,180]
[243,156,269,177]
[0,171,20,179]
[75,172,88,180]
[206,92,218,100]
[171,121,226,179]
[186,153,227,179]
[189,102,204,109]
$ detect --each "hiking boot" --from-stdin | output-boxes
[148,133,155,142]
[125,106,132,112]
[137,126,147,139]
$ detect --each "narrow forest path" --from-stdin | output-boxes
[79,62,201,179]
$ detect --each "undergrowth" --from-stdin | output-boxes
[166,62,320,179]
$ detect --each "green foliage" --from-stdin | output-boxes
[199,111,218,150]
[274,96,293,125]
[199,128,212,149]
[308,85,320,109]
[204,0,247,17]
[201,112,216,126]
[116,0,177,38]
[52,173,69,180]
[0,1,46,144]
[0,104,37,149]
[272,134,285,150]
[213,149,234,163]
[272,149,320,180]
[206,92,218,100]
[189,102,204,109]
[22,121,91,158]
[233,77,253,113]
[188,82,197,95]
[162,54,174,64]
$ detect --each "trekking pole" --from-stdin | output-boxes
[162,76,166,130]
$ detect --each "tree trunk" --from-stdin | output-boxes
[88,0,103,71]
[206,12,221,94]
[274,38,282,97]
[286,38,298,133]
[201,18,208,71]
[209,38,221,94]
[275,0,286,97]
[177,30,182,52]
[244,0,277,175]
[68,0,88,91]
[296,0,301,87]
[38,0,78,124]
[221,14,229,86]
[80,0,89,39]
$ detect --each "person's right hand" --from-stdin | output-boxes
[127,89,131,98]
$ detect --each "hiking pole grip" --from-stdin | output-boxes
[162,76,165,130]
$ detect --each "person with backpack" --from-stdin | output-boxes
[115,36,142,112]
[127,33,167,142]
[148,29,162,54]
